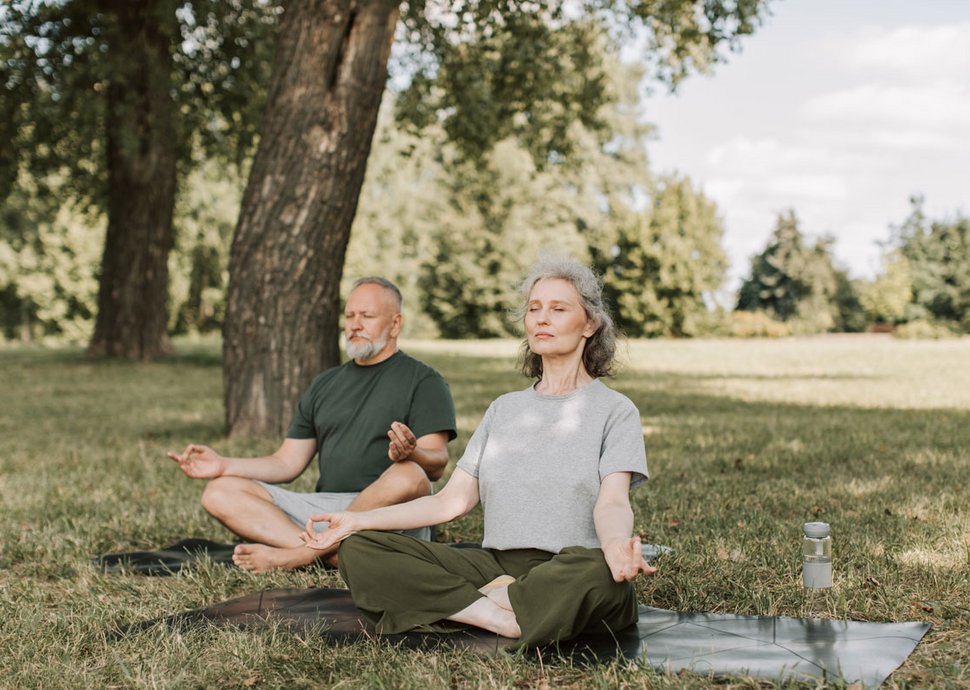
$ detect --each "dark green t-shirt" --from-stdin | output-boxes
[287,351,457,492]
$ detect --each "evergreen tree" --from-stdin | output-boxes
[736,210,843,333]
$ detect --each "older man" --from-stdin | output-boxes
[166,277,456,572]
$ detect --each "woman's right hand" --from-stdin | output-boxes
[301,512,361,551]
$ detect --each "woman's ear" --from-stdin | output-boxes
[583,317,599,339]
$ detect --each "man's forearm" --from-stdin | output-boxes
[220,455,305,483]
[406,445,449,480]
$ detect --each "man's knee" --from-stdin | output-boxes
[383,460,433,499]
[200,476,266,517]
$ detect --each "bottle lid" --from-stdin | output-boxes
[803,521,830,538]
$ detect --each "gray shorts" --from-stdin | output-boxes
[257,481,432,541]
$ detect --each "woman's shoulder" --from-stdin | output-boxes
[589,379,640,414]
[489,385,536,409]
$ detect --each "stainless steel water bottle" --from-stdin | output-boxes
[802,522,832,588]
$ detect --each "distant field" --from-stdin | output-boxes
[1,336,967,689]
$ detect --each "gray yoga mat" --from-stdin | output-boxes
[119,587,929,687]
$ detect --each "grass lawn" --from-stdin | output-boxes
[1,335,967,689]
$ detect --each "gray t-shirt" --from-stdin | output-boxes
[457,379,648,553]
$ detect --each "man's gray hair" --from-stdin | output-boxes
[514,256,617,379]
[351,276,403,312]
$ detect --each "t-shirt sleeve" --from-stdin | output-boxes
[456,403,494,478]
[599,399,649,489]
[287,382,318,439]
[408,371,458,441]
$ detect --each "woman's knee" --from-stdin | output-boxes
[337,531,394,584]
[561,548,633,601]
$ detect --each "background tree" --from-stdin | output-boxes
[342,100,448,338]
[858,249,912,327]
[226,0,772,435]
[168,163,244,335]
[0,174,101,342]
[593,174,727,337]
[736,210,846,333]
[894,197,970,332]
[418,140,589,337]
[0,0,279,358]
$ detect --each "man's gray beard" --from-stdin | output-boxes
[345,332,388,361]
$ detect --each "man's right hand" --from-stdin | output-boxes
[165,444,227,479]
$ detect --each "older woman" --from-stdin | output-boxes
[303,257,654,646]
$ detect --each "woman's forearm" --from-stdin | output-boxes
[354,492,463,532]
[593,501,635,547]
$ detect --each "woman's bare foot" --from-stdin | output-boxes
[478,575,515,611]
[478,574,515,595]
[232,543,320,572]
[448,596,521,638]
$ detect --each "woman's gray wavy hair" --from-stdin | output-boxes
[514,256,617,379]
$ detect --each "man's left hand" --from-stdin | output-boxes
[387,421,417,462]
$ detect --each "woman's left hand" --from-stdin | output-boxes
[603,535,657,582]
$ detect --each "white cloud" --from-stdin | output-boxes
[804,81,970,131]
[704,137,881,208]
[707,137,875,175]
[845,23,970,80]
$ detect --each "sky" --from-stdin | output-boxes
[642,0,970,295]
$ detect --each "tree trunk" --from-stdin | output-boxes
[224,0,400,436]
[87,1,177,360]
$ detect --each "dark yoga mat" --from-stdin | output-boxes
[119,587,929,688]
[95,539,238,575]
[95,540,673,576]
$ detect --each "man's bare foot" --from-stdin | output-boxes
[232,543,320,572]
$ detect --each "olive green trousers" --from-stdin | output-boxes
[338,531,638,647]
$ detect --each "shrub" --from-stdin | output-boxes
[893,319,957,340]
[729,311,791,338]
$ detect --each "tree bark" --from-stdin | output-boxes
[224,0,401,436]
[87,1,177,359]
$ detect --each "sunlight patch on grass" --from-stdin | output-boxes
[846,476,893,498]
[897,548,967,571]
[622,335,970,410]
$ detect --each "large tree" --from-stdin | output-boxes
[226,0,772,436]
[0,0,279,358]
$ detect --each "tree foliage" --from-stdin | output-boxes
[858,249,912,326]
[894,197,970,332]
[0,175,101,342]
[395,0,772,165]
[736,210,846,333]
[0,0,278,203]
[0,0,281,357]
[592,174,727,337]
